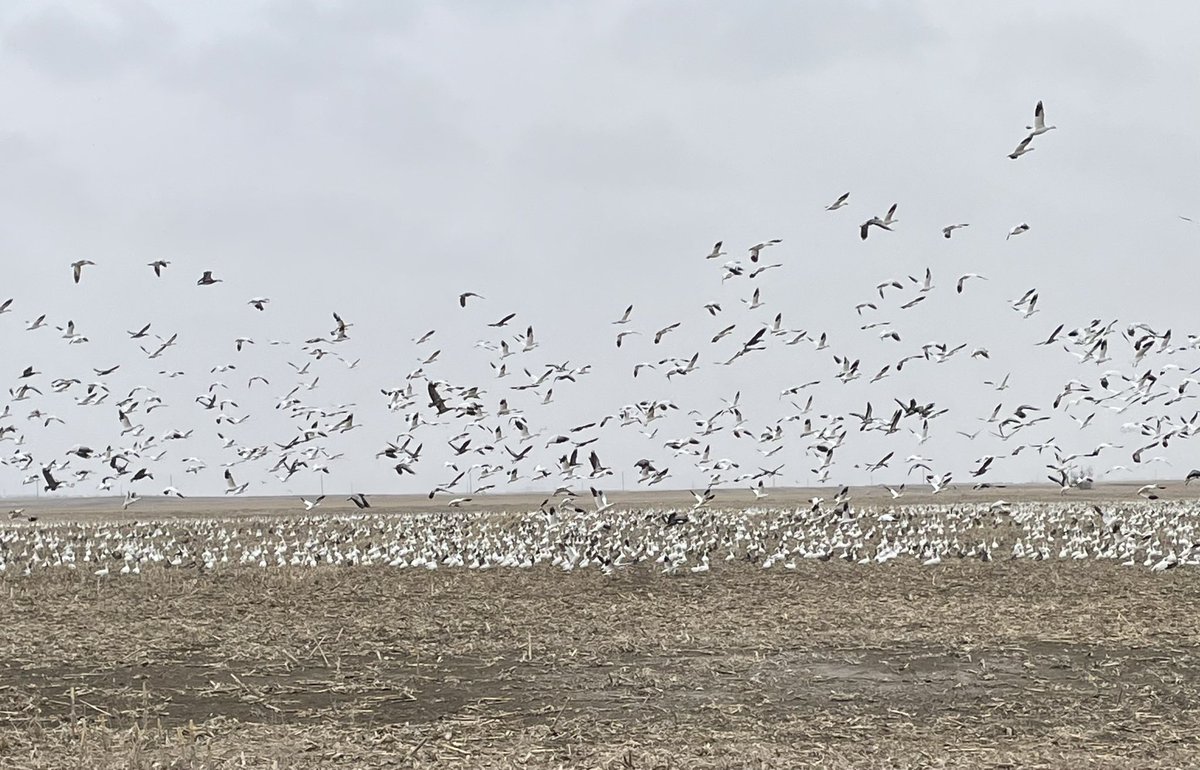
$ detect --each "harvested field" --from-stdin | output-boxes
[3,496,1200,768]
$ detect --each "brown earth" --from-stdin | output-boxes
[2,549,1200,768]
[6,479,1199,523]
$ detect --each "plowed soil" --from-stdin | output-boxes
[3,552,1199,768]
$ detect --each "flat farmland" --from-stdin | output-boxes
[2,489,1200,768]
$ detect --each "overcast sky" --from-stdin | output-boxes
[1,1,1198,499]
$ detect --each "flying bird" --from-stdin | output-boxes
[71,260,95,284]
[1008,135,1034,159]
[860,204,898,240]
[1006,223,1031,240]
[747,240,781,263]
[488,313,516,328]
[1025,100,1057,136]
[653,323,681,344]
[428,381,450,414]
[825,192,850,211]
[956,273,988,294]
[224,469,249,495]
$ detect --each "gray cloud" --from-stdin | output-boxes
[3,1,173,82]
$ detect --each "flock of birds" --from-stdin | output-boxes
[4,99,1200,576]
[4,498,1200,576]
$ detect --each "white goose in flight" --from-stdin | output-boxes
[224,469,249,495]
[824,192,850,211]
[1008,135,1034,159]
[1026,100,1057,136]
[860,204,898,240]
[1006,223,1030,240]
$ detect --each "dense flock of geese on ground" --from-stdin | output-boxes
[3,100,1200,575]
[4,498,1200,575]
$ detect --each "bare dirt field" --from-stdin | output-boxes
[3,489,1200,768]
[7,479,1199,521]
